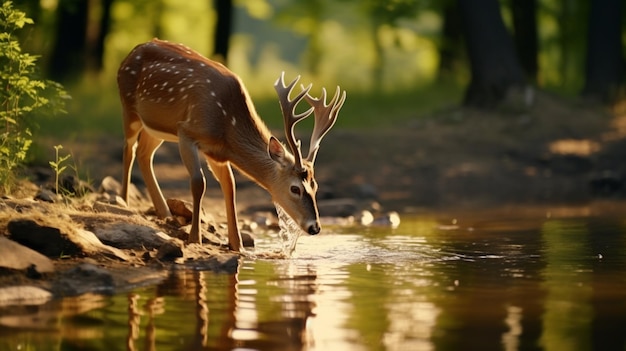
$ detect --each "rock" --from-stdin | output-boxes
[166,198,213,224]
[60,174,95,196]
[0,236,54,274]
[372,211,401,228]
[34,188,60,203]
[317,198,359,217]
[100,176,144,203]
[7,218,129,261]
[212,253,240,271]
[156,240,185,261]
[251,211,276,228]
[93,201,136,216]
[54,263,115,296]
[8,219,82,257]
[186,253,239,273]
[92,222,172,250]
[0,286,52,307]
[241,230,255,248]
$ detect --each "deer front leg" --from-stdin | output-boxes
[178,133,206,244]
[207,159,242,252]
[136,131,170,218]
[121,110,141,206]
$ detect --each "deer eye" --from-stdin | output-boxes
[290,186,301,196]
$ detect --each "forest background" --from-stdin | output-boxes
[3,0,626,206]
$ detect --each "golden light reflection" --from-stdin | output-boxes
[548,138,600,156]
[383,300,440,351]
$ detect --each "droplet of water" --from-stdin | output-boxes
[275,203,305,257]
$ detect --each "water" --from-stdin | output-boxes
[2,208,626,350]
[275,203,304,257]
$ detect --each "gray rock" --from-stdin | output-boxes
[93,201,135,216]
[100,176,144,203]
[7,219,129,261]
[0,237,54,274]
[156,240,185,261]
[34,188,60,203]
[317,198,358,217]
[92,222,172,250]
[166,198,214,224]
[0,286,52,307]
[54,263,115,295]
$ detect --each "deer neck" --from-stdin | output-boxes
[224,106,281,191]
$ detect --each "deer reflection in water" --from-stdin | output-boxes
[125,265,318,351]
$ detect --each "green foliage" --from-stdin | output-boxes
[49,144,71,195]
[0,1,69,194]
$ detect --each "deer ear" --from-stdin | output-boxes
[268,136,288,165]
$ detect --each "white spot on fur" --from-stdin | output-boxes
[231,116,236,126]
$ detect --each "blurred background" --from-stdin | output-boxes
[2,0,625,199]
[15,0,626,123]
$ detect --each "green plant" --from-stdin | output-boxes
[49,144,71,195]
[0,1,69,194]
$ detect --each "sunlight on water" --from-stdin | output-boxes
[2,211,626,351]
[275,202,305,257]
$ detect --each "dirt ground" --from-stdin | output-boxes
[42,90,626,214]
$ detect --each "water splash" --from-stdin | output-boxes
[275,203,305,257]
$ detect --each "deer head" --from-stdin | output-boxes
[272,72,346,235]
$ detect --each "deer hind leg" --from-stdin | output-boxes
[206,159,242,252]
[178,133,206,244]
[136,130,170,218]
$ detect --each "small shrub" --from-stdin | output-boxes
[0,1,69,194]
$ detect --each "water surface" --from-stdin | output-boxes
[2,208,626,350]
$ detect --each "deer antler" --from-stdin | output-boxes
[274,72,314,172]
[304,86,346,164]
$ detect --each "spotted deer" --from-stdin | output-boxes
[117,39,345,252]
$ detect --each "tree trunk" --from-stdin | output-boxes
[86,0,114,73]
[457,0,526,108]
[581,0,624,104]
[437,1,464,82]
[213,0,233,63]
[511,0,538,83]
[48,0,88,83]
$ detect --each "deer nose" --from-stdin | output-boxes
[307,222,321,235]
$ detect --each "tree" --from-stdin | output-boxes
[511,0,538,83]
[86,0,114,73]
[48,0,88,82]
[437,0,464,82]
[457,0,526,108]
[213,0,233,63]
[581,0,625,105]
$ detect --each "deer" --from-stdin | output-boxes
[117,39,345,252]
